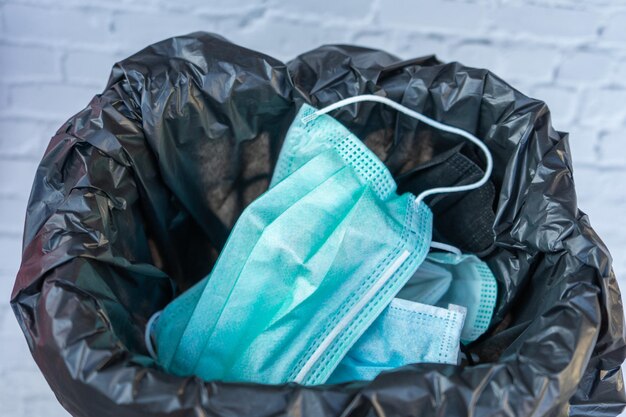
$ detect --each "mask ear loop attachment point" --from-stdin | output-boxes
[301,113,318,125]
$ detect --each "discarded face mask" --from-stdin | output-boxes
[148,110,433,385]
[272,96,496,377]
[146,95,494,385]
[326,298,467,384]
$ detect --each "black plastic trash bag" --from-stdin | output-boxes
[10,32,626,417]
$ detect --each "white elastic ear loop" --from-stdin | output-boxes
[144,311,162,360]
[430,240,462,256]
[301,94,494,207]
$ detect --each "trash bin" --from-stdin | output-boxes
[10,32,626,417]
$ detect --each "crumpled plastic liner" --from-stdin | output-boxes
[10,32,626,417]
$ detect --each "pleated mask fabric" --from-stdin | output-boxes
[148,103,433,385]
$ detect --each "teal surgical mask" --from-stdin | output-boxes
[146,95,494,385]
[273,96,496,372]
[150,109,433,386]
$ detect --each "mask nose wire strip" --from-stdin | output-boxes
[300,94,494,208]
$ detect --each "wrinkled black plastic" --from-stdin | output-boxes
[10,32,626,417]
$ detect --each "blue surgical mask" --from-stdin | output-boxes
[326,299,466,384]
[328,246,497,383]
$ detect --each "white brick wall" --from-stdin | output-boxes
[1,0,625,415]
